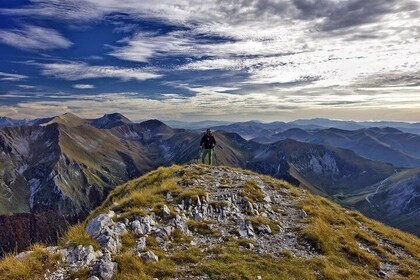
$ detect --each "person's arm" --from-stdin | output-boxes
[212,136,216,148]
[200,136,205,148]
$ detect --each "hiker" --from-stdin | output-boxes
[200,128,216,165]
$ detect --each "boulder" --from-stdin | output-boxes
[86,211,115,238]
[91,251,117,280]
[140,250,159,262]
[136,237,147,253]
[64,245,102,268]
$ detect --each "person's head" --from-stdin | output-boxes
[206,128,212,135]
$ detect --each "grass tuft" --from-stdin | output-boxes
[0,245,61,280]
[59,223,100,250]
[241,180,264,202]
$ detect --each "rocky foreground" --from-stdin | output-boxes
[3,164,420,280]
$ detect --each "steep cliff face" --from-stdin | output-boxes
[1,165,419,280]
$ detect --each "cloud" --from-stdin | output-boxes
[72,84,95,89]
[292,0,418,32]
[0,1,419,121]
[0,72,28,81]
[2,86,419,121]
[17,85,36,89]
[33,61,162,81]
[0,25,72,51]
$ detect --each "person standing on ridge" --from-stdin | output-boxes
[200,128,216,165]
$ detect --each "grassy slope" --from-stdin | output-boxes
[1,164,419,280]
[341,168,420,235]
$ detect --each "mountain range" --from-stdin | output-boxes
[251,127,420,168]
[0,113,419,255]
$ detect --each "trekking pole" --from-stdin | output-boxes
[199,148,203,164]
[213,145,217,166]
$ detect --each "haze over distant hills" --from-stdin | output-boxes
[4,116,420,134]
[0,113,419,255]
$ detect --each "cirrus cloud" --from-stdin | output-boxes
[0,25,72,51]
[33,61,162,82]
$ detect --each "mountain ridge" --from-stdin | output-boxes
[1,164,419,279]
[0,113,419,256]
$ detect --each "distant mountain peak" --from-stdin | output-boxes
[140,119,168,128]
[91,113,132,129]
[43,112,86,127]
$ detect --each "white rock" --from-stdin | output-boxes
[92,251,117,280]
[299,209,308,219]
[63,245,102,268]
[97,233,122,254]
[239,230,248,238]
[162,204,171,218]
[113,222,127,235]
[136,237,147,253]
[132,220,143,235]
[86,211,115,238]
[166,192,173,202]
[257,224,272,235]
[140,250,159,262]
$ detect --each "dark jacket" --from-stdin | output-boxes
[200,134,216,149]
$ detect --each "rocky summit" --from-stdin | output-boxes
[1,164,419,280]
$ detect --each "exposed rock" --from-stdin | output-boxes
[166,192,173,202]
[163,204,171,218]
[91,251,118,280]
[113,222,127,235]
[132,215,154,235]
[45,267,67,280]
[131,220,143,235]
[140,250,159,262]
[63,245,102,269]
[96,232,121,254]
[173,214,190,235]
[86,211,116,238]
[136,237,147,252]
[299,209,308,219]
[257,224,272,235]
[17,165,420,279]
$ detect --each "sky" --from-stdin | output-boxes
[0,0,419,122]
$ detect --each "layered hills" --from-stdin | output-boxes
[0,113,419,256]
[252,127,420,168]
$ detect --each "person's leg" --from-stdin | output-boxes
[201,149,206,164]
[208,149,213,165]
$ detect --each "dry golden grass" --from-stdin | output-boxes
[187,220,215,235]
[0,244,61,280]
[59,223,100,250]
[298,194,420,278]
[3,164,420,280]
[241,180,264,202]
